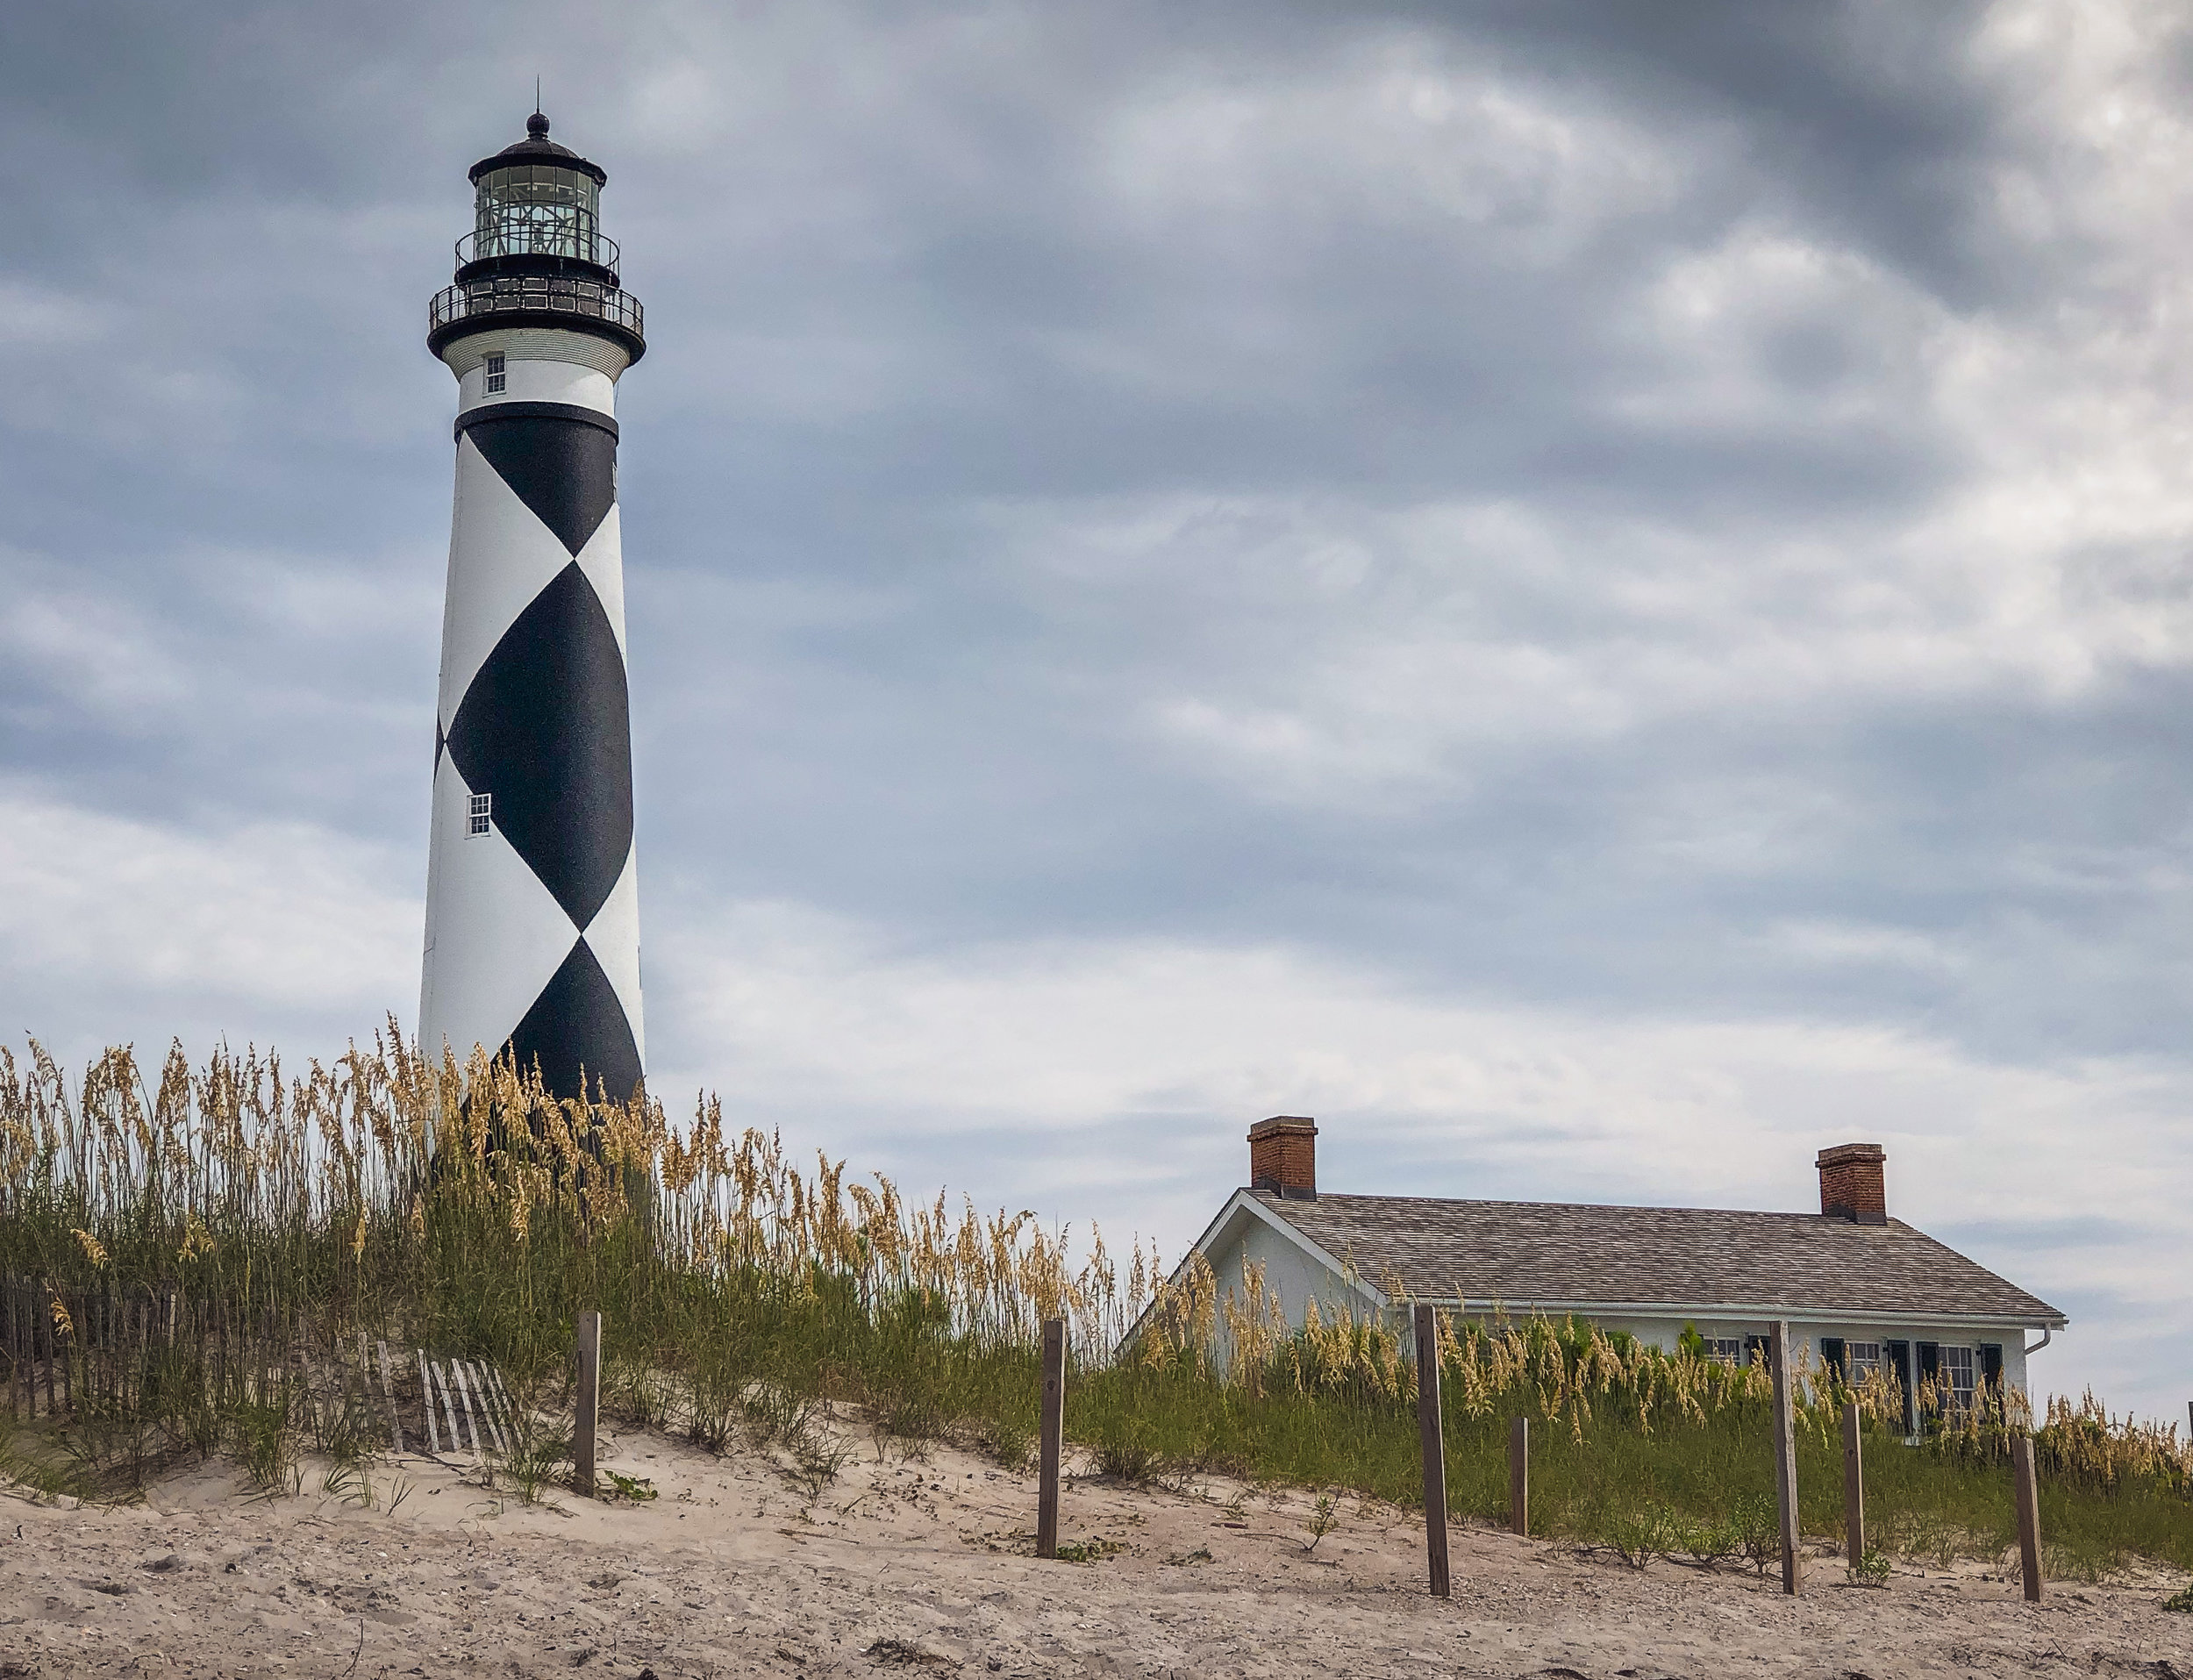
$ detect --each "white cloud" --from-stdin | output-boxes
[1097,35,1683,261]
[965,411,2193,808]
[0,783,418,1055]
[0,280,110,347]
[1761,918,1968,976]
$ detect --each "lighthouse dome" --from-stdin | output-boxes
[468,111,608,186]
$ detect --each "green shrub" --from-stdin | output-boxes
[1849,1548,1892,1587]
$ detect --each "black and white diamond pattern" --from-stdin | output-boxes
[445,560,632,928]
[419,401,644,1103]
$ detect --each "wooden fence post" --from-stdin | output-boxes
[1769,1321,1801,1596]
[1509,1414,1529,1537]
[1841,1398,1864,1571]
[575,1310,602,1496]
[1037,1318,1066,1561]
[1414,1304,1451,1598]
[2012,1433,2043,1602]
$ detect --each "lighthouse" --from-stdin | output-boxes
[418,112,646,1105]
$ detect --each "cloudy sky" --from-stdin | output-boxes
[4,2,2191,1419]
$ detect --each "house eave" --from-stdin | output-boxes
[1401,1297,2068,1333]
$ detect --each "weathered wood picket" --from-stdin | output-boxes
[1,1275,527,1465]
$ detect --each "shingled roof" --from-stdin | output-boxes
[1249,1190,2065,1325]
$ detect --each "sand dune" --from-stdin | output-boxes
[4,1415,2189,1677]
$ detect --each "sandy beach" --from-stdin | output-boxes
[4,1414,2189,1679]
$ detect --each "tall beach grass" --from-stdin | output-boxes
[1,1030,2186,1579]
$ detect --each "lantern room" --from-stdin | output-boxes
[456,111,618,278]
[429,111,643,366]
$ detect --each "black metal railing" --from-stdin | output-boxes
[429,275,644,340]
[456,225,621,270]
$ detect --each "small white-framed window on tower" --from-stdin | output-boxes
[483,352,506,394]
[468,791,492,836]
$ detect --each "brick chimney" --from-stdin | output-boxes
[1249,1116,1318,1199]
[1817,1142,1887,1224]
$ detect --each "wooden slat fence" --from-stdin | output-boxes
[2,1276,523,1461]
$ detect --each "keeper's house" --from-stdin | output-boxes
[1174,1118,2063,1426]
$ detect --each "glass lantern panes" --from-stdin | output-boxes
[475,164,601,262]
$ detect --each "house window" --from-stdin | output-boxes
[468,791,491,835]
[483,352,506,394]
[1704,1338,1744,1364]
[1847,1340,1882,1377]
[1941,1345,1975,1409]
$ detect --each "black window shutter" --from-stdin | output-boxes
[1743,1332,1768,1369]
[1819,1337,1846,1385]
[1916,1341,1941,1422]
[1883,1339,1912,1433]
[1981,1343,2004,1413]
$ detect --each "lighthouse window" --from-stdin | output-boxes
[468,792,492,836]
[483,352,506,394]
